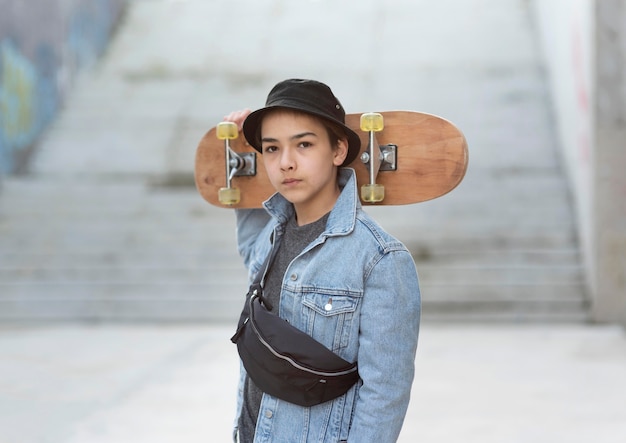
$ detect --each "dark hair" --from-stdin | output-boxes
[253,108,349,152]
[323,119,349,152]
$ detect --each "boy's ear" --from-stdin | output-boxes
[333,138,349,166]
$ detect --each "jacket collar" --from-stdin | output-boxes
[263,168,359,236]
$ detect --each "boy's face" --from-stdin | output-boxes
[260,109,348,224]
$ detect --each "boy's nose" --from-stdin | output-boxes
[280,149,296,170]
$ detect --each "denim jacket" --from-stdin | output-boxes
[234,169,421,443]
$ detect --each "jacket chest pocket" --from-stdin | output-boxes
[301,290,360,352]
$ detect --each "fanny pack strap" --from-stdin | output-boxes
[231,249,276,343]
[251,247,278,310]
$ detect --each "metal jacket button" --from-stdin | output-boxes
[324,298,333,311]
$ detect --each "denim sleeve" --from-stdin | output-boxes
[235,208,271,270]
[349,248,421,443]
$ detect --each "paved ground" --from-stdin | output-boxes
[1,323,626,443]
[1,0,625,441]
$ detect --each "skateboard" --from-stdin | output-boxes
[195,111,468,208]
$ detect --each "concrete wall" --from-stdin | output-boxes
[593,0,626,324]
[532,0,626,325]
[0,0,127,174]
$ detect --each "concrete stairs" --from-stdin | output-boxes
[0,0,589,323]
[367,164,589,322]
[0,171,589,323]
[412,245,588,322]
[0,179,248,322]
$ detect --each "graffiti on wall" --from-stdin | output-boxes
[0,0,124,174]
[0,40,61,173]
[0,41,38,172]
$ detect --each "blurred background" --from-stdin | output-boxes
[1,0,625,442]
[2,0,624,325]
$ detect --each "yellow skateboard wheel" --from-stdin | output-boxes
[218,187,241,205]
[360,113,384,132]
[361,183,385,203]
[216,122,239,140]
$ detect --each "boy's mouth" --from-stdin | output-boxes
[282,178,301,185]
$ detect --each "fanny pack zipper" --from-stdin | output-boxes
[248,294,357,378]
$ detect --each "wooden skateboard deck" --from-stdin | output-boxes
[195,111,468,208]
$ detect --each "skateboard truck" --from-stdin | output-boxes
[359,113,396,203]
[216,122,256,205]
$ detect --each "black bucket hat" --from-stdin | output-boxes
[242,79,361,166]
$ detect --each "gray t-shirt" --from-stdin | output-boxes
[238,212,330,443]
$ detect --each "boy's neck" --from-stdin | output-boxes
[294,187,340,226]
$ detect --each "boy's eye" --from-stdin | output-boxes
[263,145,278,153]
[298,141,312,148]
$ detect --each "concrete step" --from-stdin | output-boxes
[413,248,583,265]
[0,253,584,281]
[0,291,246,323]
[0,264,244,283]
[421,306,590,323]
[417,264,584,287]
[0,280,588,323]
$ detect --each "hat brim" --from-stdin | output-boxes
[242,105,361,167]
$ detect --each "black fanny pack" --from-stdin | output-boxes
[230,254,359,407]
